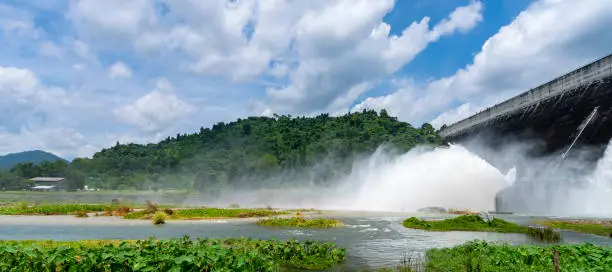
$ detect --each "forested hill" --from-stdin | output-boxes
[3,110,441,191]
[0,150,65,170]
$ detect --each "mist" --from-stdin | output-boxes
[192,137,612,217]
[194,144,510,213]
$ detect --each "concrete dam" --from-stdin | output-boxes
[438,53,612,214]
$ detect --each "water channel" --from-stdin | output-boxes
[1,211,611,270]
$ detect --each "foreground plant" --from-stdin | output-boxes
[257,217,344,228]
[0,236,346,271]
[426,240,612,271]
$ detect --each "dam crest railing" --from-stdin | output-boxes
[439,53,612,139]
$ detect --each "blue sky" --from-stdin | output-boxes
[1,0,611,159]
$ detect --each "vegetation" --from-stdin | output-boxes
[74,210,89,218]
[257,217,344,228]
[123,207,286,220]
[0,203,111,215]
[0,236,346,271]
[0,150,65,170]
[527,226,562,243]
[425,240,612,271]
[536,219,612,237]
[152,211,167,225]
[0,110,441,191]
[403,215,530,234]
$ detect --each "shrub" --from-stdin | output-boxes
[163,208,174,216]
[153,211,167,225]
[229,203,240,208]
[17,201,28,210]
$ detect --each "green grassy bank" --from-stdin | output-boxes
[257,217,344,228]
[403,215,528,233]
[536,219,612,237]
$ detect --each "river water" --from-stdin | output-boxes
[1,211,611,270]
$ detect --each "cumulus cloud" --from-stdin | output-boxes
[67,0,156,40]
[0,66,111,158]
[68,0,482,115]
[264,0,483,114]
[354,0,612,127]
[108,61,133,79]
[113,79,196,132]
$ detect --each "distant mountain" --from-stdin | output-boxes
[0,150,66,170]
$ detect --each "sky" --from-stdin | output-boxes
[1,0,611,159]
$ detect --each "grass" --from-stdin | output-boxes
[0,203,113,215]
[0,236,346,271]
[403,215,563,243]
[527,226,562,243]
[535,219,612,237]
[425,240,612,271]
[123,207,287,220]
[402,215,529,233]
[257,217,344,228]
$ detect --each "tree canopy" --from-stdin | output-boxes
[0,110,441,191]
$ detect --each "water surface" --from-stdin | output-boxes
[1,212,610,270]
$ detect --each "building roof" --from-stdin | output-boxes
[30,177,65,182]
[31,185,57,189]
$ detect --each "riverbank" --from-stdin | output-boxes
[2,211,611,270]
[535,219,612,237]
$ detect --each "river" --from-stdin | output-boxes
[1,211,611,270]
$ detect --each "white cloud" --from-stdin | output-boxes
[38,41,64,58]
[0,3,41,38]
[430,103,480,128]
[72,0,481,115]
[0,127,96,159]
[108,61,133,79]
[113,79,196,132]
[0,66,39,99]
[0,66,112,158]
[264,0,483,114]
[354,0,612,128]
[67,0,156,39]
